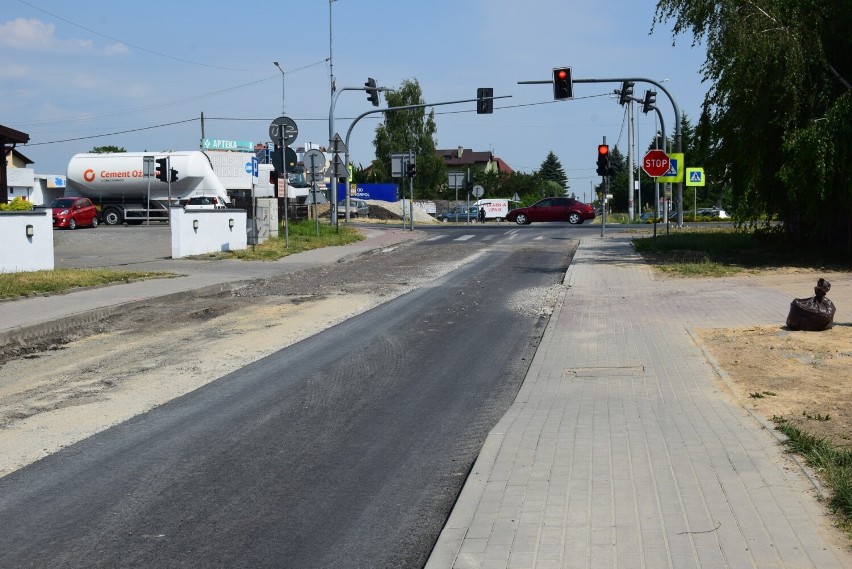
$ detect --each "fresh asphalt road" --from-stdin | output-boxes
[0,225,577,568]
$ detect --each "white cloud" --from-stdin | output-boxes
[0,18,92,53]
[0,64,31,78]
[104,43,129,56]
[0,18,54,50]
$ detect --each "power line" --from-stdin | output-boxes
[23,118,198,146]
[20,92,623,147]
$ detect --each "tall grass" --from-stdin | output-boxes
[632,227,851,277]
[1,221,364,297]
[0,269,173,299]
[775,420,852,524]
[211,220,364,261]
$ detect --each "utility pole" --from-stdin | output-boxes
[627,100,635,221]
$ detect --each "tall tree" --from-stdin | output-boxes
[538,151,568,194]
[654,0,852,248]
[371,79,445,200]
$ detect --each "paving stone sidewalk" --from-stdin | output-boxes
[428,234,852,569]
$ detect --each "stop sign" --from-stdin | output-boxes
[642,149,670,177]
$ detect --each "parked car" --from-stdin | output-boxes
[437,205,479,222]
[185,196,226,210]
[697,207,730,219]
[337,198,369,218]
[506,197,595,225]
[45,197,99,229]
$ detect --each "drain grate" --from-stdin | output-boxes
[565,365,645,379]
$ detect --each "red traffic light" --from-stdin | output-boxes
[552,67,573,100]
[598,144,609,156]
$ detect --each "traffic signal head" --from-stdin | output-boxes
[155,158,168,182]
[476,87,494,114]
[552,67,573,100]
[406,162,416,178]
[365,78,379,107]
[642,90,657,114]
[169,168,179,183]
[618,81,634,105]
[596,144,610,176]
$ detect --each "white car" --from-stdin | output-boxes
[185,196,226,210]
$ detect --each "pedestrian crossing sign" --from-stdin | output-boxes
[685,167,705,187]
[657,153,684,183]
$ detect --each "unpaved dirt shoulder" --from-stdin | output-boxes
[694,269,852,447]
[0,241,491,477]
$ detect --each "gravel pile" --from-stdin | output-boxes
[365,200,439,224]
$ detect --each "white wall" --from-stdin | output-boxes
[170,208,248,258]
[0,210,54,273]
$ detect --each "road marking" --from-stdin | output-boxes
[454,235,475,241]
[426,235,446,241]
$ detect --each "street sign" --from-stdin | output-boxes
[391,153,409,178]
[303,149,326,174]
[142,155,155,177]
[471,185,484,198]
[202,138,255,152]
[448,172,466,190]
[268,116,298,146]
[685,167,705,187]
[658,153,684,183]
[642,149,670,177]
[331,134,347,155]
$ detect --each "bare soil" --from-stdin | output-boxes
[695,270,852,447]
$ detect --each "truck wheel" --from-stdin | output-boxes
[103,208,122,225]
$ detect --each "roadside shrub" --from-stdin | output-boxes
[0,197,34,211]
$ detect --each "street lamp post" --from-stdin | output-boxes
[273,61,285,114]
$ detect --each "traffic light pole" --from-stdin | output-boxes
[520,76,684,226]
[329,84,392,224]
[342,94,511,229]
[601,136,607,238]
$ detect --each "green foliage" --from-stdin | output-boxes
[0,269,171,299]
[538,151,568,190]
[654,0,852,249]
[0,197,34,211]
[205,221,364,261]
[633,226,851,275]
[775,420,852,521]
[372,79,446,199]
[89,145,126,153]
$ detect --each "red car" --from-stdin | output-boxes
[47,197,99,229]
[506,197,596,225]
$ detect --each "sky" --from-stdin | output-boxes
[2,0,708,200]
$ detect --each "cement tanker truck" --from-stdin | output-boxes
[66,151,231,225]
